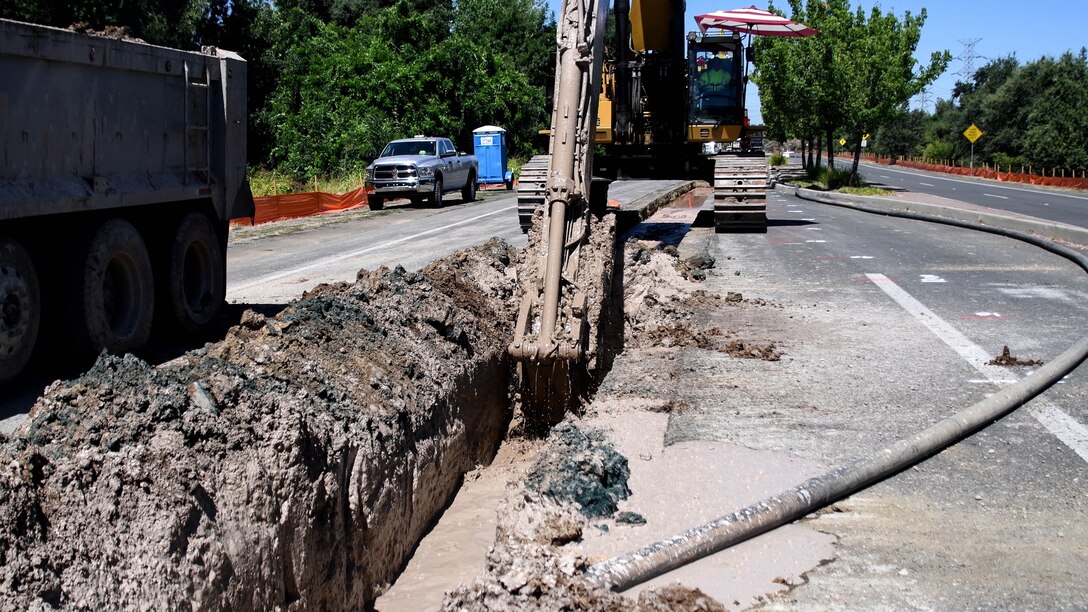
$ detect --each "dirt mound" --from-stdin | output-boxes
[525,422,631,518]
[67,22,145,42]
[0,239,519,609]
[987,345,1043,367]
[725,339,783,361]
[624,244,723,349]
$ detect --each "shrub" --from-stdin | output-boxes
[804,166,859,190]
[769,151,787,166]
[991,152,1026,172]
[922,139,956,165]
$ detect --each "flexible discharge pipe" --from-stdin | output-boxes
[586,191,1088,592]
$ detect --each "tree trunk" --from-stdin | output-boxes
[814,136,823,170]
[825,126,835,170]
[851,135,863,183]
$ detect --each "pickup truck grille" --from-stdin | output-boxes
[374,164,418,180]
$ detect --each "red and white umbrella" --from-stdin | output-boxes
[695,6,819,37]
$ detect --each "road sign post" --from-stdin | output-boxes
[963,124,984,171]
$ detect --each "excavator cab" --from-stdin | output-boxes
[686,32,747,147]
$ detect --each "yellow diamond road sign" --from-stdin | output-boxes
[839,138,846,146]
[964,124,983,143]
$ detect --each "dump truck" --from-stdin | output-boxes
[0,19,253,383]
[511,1,776,419]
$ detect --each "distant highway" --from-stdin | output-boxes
[856,161,1088,228]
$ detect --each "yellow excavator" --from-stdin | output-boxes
[517,0,770,236]
[511,0,770,423]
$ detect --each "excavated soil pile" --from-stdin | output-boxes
[0,239,520,609]
[624,244,729,351]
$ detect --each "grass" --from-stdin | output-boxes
[839,185,895,196]
[249,167,369,197]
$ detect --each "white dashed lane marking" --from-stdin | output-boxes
[866,273,1088,464]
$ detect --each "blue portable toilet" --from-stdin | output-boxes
[472,125,513,189]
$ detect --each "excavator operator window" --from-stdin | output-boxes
[691,48,741,120]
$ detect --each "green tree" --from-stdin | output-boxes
[1018,51,1088,172]
[264,0,543,178]
[930,50,1088,173]
[838,6,950,178]
[755,0,948,178]
[1,0,208,48]
[873,107,930,162]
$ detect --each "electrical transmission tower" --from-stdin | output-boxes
[915,87,932,113]
[956,38,983,79]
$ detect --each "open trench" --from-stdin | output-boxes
[0,191,748,609]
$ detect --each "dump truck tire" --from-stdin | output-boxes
[168,212,224,333]
[0,236,40,383]
[74,219,154,355]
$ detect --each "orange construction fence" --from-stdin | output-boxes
[233,185,372,226]
[862,155,1088,191]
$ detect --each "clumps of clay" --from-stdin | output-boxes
[526,422,631,518]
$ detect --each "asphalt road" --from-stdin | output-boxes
[659,187,1088,609]
[856,160,1088,228]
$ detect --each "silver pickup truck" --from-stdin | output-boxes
[364,137,479,210]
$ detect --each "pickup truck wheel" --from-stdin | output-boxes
[368,196,385,211]
[430,177,444,208]
[462,173,477,203]
[73,219,154,356]
[0,236,40,383]
[167,212,224,334]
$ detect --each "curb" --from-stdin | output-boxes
[776,183,1088,247]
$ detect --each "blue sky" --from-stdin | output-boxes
[544,1,1088,122]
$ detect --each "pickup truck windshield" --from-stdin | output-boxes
[382,141,436,157]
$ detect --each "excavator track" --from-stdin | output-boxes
[712,154,770,233]
[516,155,550,233]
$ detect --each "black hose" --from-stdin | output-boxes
[586,188,1088,592]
